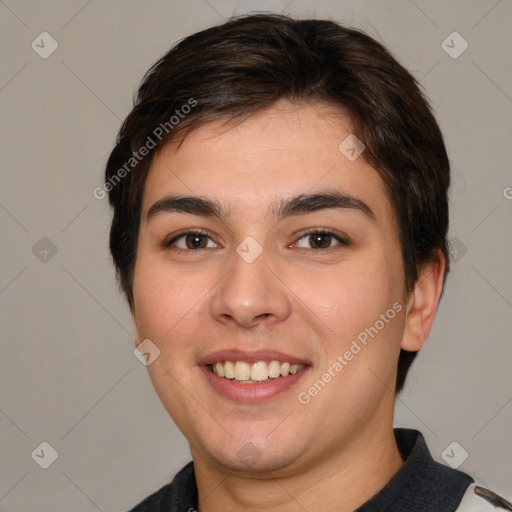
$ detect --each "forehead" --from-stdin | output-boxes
[141,100,395,229]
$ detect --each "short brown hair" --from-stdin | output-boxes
[105,13,450,394]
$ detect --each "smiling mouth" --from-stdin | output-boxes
[207,360,308,383]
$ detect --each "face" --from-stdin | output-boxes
[131,100,409,475]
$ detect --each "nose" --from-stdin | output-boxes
[210,246,292,329]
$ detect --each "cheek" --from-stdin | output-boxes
[132,256,218,352]
[298,257,404,381]
[132,259,187,337]
[302,257,398,328]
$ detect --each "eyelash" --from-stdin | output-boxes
[164,228,350,251]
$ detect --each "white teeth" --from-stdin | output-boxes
[214,361,224,377]
[224,361,235,379]
[290,364,300,374]
[250,361,268,381]
[209,360,306,383]
[234,361,251,381]
[268,360,281,378]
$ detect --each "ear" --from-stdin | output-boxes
[130,303,143,349]
[402,250,446,352]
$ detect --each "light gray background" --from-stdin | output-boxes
[1,0,511,510]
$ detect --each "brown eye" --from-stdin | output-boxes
[309,233,333,249]
[295,230,349,250]
[165,231,217,250]
[184,234,208,249]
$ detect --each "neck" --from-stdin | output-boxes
[192,422,403,512]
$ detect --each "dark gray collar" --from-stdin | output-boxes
[356,428,473,511]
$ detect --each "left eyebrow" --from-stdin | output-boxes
[146,189,376,224]
[272,189,375,222]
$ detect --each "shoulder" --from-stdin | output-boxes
[126,461,197,512]
[455,484,512,511]
[126,482,174,512]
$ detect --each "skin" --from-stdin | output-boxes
[131,99,445,511]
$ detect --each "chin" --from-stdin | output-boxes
[200,435,308,475]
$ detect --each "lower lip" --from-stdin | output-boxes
[200,365,311,403]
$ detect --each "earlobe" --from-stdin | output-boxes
[131,308,142,349]
[401,251,446,352]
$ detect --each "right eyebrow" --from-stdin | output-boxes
[146,195,226,223]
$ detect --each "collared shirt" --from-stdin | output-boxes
[128,428,511,511]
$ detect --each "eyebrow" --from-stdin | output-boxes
[146,189,376,224]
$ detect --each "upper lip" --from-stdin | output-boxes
[197,349,312,366]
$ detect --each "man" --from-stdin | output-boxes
[104,13,511,512]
